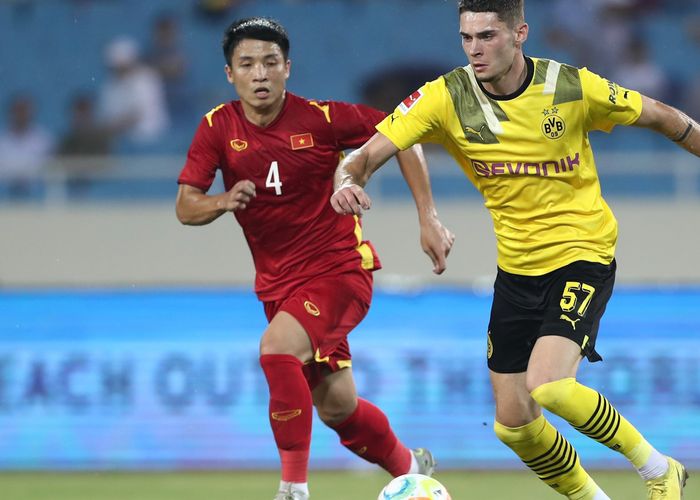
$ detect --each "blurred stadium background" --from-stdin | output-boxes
[1,0,699,499]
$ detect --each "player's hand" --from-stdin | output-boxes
[330,184,371,216]
[220,180,256,212]
[420,216,455,275]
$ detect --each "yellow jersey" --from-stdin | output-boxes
[377,56,643,276]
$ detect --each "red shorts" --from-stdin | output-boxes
[263,268,373,389]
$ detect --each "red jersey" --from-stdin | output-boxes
[178,92,384,301]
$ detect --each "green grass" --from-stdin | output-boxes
[0,470,696,499]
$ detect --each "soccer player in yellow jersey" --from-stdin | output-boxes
[330,1,699,499]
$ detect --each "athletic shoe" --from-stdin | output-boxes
[645,456,688,499]
[412,448,436,477]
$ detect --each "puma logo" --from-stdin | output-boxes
[464,124,486,141]
[560,314,580,330]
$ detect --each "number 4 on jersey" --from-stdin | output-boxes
[266,161,283,195]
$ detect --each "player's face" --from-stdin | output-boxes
[225,39,290,113]
[459,11,527,85]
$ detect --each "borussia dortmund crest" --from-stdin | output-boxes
[541,107,566,140]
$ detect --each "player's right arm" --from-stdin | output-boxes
[331,131,399,215]
[176,181,256,226]
[177,106,258,225]
[331,79,445,215]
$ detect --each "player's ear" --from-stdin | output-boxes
[514,22,529,47]
[284,58,291,79]
[225,64,234,84]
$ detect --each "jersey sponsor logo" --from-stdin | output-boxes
[304,300,320,316]
[271,409,302,421]
[290,133,314,150]
[541,107,566,140]
[229,139,248,151]
[559,314,580,330]
[398,89,423,115]
[472,153,580,178]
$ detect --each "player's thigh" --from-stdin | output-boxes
[260,310,314,361]
[268,269,373,361]
[539,259,616,367]
[527,335,584,391]
[312,367,358,425]
[487,269,545,374]
[490,370,540,427]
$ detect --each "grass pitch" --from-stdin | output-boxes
[0,469,696,499]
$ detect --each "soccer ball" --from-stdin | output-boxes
[377,473,451,500]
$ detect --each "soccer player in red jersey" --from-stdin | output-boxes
[176,17,454,500]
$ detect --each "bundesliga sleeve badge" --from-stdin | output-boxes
[398,89,424,115]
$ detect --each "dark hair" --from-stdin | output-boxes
[458,0,524,28]
[222,17,290,65]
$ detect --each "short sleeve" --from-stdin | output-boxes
[178,116,222,192]
[326,101,386,150]
[376,77,447,150]
[581,68,643,133]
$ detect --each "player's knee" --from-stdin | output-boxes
[525,376,547,395]
[316,399,356,427]
[259,335,286,356]
[529,377,577,413]
[259,332,306,359]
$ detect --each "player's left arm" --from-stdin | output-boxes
[633,95,700,157]
[395,145,455,275]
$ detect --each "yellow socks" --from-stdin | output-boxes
[531,378,655,470]
[494,415,595,496]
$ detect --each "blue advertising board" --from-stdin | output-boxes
[1,288,699,469]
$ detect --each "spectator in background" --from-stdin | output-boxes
[683,15,700,121]
[145,13,192,123]
[360,63,452,113]
[0,94,54,199]
[57,92,113,197]
[58,92,112,156]
[610,37,669,102]
[98,36,169,146]
[194,0,249,22]
[546,0,647,75]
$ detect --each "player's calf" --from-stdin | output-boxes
[531,377,676,489]
[494,415,609,498]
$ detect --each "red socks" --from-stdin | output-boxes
[260,354,313,483]
[332,398,411,477]
[260,356,410,481]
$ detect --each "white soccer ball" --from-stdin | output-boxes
[377,473,452,500]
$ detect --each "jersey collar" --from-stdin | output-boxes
[476,56,534,101]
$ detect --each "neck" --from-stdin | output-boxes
[482,53,527,96]
[241,91,286,127]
